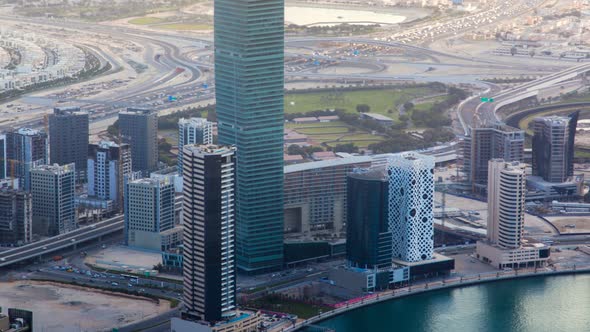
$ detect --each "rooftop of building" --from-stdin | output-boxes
[360,113,394,121]
[284,155,372,173]
[178,117,209,125]
[120,108,154,115]
[392,252,454,267]
[471,122,523,133]
[32,163,75,174]
[128,177,173,187]
[311,151,338,160]
[490,159,526,173]
[283,154,304,161]
[95,140,120,149]
[534,115,570,125]
[15,127,42,136]
[183,144,236,156]
[348,166,387,181]
[54,106,85,115]
[478,238,548,251]
[387,151,435,166]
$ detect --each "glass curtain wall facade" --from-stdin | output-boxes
[215,0,285,272]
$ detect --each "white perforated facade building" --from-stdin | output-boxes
[387,152,435,263]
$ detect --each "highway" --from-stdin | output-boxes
[0,197,183,268]
[0,10,575,139]
[458,63,590,130]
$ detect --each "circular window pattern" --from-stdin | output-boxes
[410,208,416,217]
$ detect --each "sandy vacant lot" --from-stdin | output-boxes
[0,281,170,332]
[545,217,590,234]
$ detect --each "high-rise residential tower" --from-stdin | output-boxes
[87,141,132,211]
[215,0,285,272]
[124,177,175,251]
[346,168,392,270]
[476,159,550,269]
[119,108,158,174]
[6,128,48,191]
[48,107,89,181]
[182,145,236,322]
[486,159,527,249]
[387,152,435,262]
[532,111,579,183]
[31,163,76,236]
[0,189,32,246]
[461,123,524,193]
[177,118,213,173]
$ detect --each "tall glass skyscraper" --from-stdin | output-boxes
[215,0,285,272]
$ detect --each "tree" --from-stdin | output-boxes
[529,49,536,58]
[334,143,358,153]
[107,120,119,137]
[403,101,414,111]
[510,46,517,56]
[356,104,370,113]
[287,144,305,156]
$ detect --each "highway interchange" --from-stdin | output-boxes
[0,8,577,134]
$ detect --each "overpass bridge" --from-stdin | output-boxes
[0,197,182,268]
[472,63,590,127]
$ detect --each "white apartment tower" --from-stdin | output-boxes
[31,163,77,236]
[124,177,175,251]
[177,118,213,173]
[182,144,236,323]
[486,159,527,249]
[87,141,132,211]
[387,152,435,263]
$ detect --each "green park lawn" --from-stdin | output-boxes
[284,87,437,116]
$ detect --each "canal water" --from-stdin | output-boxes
[308,274,590,332]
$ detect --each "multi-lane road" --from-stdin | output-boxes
[0,197,183,268]
[0,14,568,133]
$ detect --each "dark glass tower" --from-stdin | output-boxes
[532,111,579,183]
[346,168,392,270]
[215,0,285,272]
[49,107,89,182]
[119,108,158,175]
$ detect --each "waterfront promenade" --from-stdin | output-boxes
[283,265,590,331]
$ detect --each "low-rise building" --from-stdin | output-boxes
[283,156,372,237]
[124,177,175,251]
[476,240,550,269]
[328,266,409,295]
[292,117,318,124]
[359,113,394,127]
[311,151,338,161]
